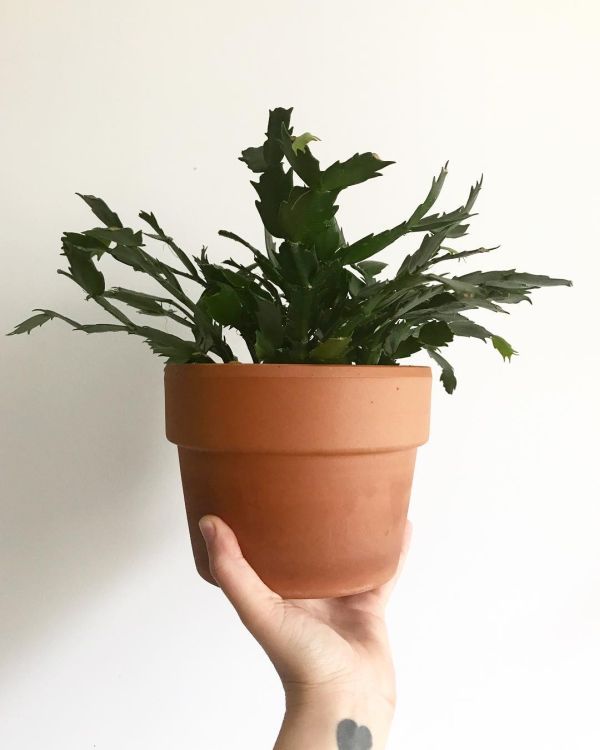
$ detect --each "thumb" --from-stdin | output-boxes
[199,515,283,642]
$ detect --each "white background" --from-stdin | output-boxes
[1,1,599,748]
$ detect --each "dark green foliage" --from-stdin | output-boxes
[75,194,122,228]
[8,311,57,335]
[9,108,572,392]
[59,236,105,297]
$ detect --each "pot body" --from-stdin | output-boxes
[165,363,431,598]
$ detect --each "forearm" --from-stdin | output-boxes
[274,687,395,750]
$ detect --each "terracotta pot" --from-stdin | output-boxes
[165,363,432,598]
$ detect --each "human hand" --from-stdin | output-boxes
[199,515,412,749]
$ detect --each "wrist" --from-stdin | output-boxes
[275,685,395,750]
[284,682,396,716]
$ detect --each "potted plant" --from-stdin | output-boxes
[9,107,571,597]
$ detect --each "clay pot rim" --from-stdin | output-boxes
[165,363,431,379]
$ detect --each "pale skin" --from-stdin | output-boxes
[199,515,412,749]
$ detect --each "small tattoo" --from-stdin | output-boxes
[337,718,373,750]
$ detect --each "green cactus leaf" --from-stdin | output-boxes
[321,152,394,191]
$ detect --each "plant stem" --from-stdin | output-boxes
[139,255,198,318]
[94,297,137,330]
[224,258,283,303]
[164,298,196,320]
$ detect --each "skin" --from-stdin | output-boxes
[199,515,412,749]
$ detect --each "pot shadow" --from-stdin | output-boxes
[0,333,175,681]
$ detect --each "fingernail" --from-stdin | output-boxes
[199,517,215,543]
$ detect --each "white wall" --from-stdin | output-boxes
[1,1,598,748]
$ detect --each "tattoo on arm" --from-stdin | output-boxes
[336,719,373,750]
